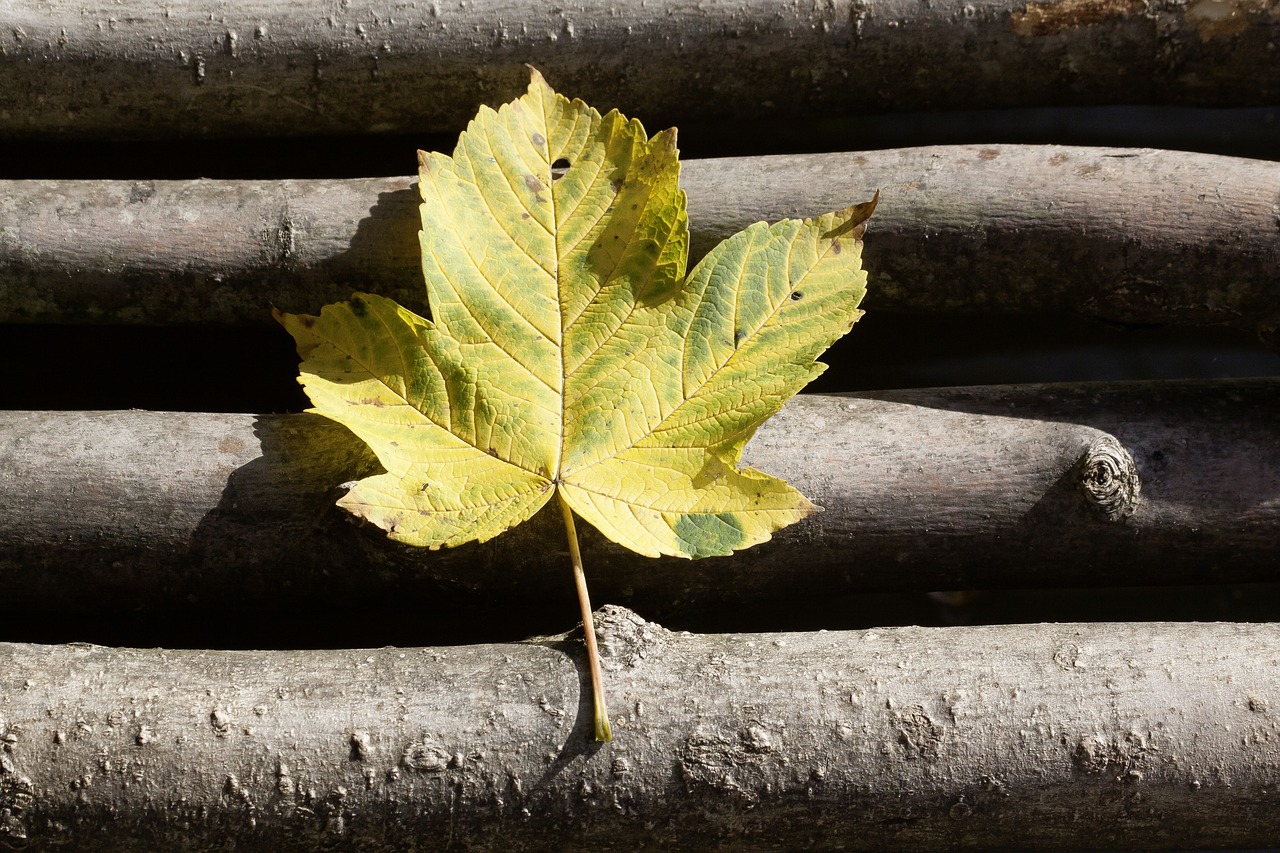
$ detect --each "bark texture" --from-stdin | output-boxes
[2,0,1279,139]
[2,609,1280,851]
[0,380,1276,619]
[4,146,1278,343]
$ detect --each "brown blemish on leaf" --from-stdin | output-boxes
[1076,163,1102,177]
[1049,152,1070,166]
[531,132,546,147]
[978,148,1000,161]
[1011,0,1143,36]
[524,174,547,203]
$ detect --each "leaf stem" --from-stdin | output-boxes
[557,489,612,742]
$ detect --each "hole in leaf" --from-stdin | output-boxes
[551,157,571,180]
[790,290,804,301]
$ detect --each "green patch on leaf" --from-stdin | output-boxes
[673,512,750,559]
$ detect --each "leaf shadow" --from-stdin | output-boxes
[308,181,430,320]
[187,413,384,609]
[532,635,609,785]
[187,410,608,645]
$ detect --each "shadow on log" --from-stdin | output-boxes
[0,380,1275,622]
[2,0,1279,138]
[1,608,1279,851]
[4,146,1278,344]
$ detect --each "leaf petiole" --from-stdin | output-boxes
[557,489,612,742]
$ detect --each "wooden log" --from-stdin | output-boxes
[2,0,1279,139]
[4,146,1278,343]
[0,380,1276,620]
[1,609,1279,851]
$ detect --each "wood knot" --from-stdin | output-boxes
[594,606,668,672]
[1078,435,1140,521]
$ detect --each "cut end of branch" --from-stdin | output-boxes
[1078,434,1140,521]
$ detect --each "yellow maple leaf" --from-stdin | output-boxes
[278,69,874,741]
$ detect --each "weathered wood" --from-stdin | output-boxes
[5,146,1278,343]
[0,380,1275,620]
[1,609,1279,851]
[2,0,1278,139]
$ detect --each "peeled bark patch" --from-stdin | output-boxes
[1011,0,1146,36]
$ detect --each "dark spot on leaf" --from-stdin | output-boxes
[299,315,315,328]
[790,290,804,301]
[389,441,399,447]
[524,174,547,201]
[350,297,367,317]
[978,148,1000,160]
[831,240,842,255]
[734,329,746,346]
[631,203,638,210]
[522,212,530,219]
[487,447,499,457]
[532,132,546,146]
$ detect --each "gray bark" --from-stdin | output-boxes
[1,0,1278,139]
[1,379,1276,619]
[4,145,1278,343]
[2,608,1279,851]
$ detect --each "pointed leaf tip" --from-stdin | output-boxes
[816,190,879,240]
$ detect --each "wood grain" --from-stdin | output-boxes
[1,609,1279,851]
[5,146,1277,343]
[2,0,1278,138]
[0,380,1275,619]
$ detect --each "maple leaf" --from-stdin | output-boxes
[277,69,874,741]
